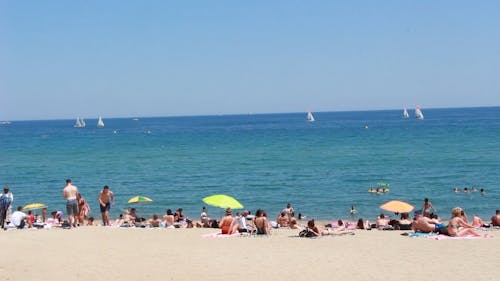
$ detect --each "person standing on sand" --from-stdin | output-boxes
[76,192,90,226]
[0,187,14,229]
[98,185,114,226]
[421,198,436,217]
[63,179,79,227]
[282,203,295,217]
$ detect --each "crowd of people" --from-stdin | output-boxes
[1,182,499,239]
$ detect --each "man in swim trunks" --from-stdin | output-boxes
[62,179,79,227]
[98,185,114,226]
[411,213,442,233]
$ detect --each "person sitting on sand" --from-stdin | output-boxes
[7,206,27,229]
[397,213,412,230]
[175,208,186,223]
[218,208,234,234]
[254,209,271,235]
[163,209,175,228]
[148,214,162,228]
[87,217,95,226]
[471,215,486,228]
[200,206,210,227]
[46,211,61,227]
[231,210,253,233]
[289,215,300,230]
[447,207,481,237]
[289,213,299,229]
[124,208,137,225]
[305,219,321,236]
[276,211,289,227]
[491,210,500,227]
[26,211,35,228]
[356,218,365,230]
[376,214,390,229]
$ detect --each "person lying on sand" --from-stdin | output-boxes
[411,213,444,233]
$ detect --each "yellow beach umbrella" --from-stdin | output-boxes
[127,196,153,204]
[202,194,243,209]
[380,200,414,213]
[22,203,47,211]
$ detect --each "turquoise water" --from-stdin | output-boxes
[1,107,499,221]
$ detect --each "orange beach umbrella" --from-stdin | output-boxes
[380,200,414,213]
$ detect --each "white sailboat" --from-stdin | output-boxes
[97,116,105,128]
[415,106,424,120]
[402,108,409,119]
[74,117,86,128]
[307,110,315,122]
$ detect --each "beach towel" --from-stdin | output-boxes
[432,234,493,240]
[202,232,240,238]
[408,232,437,238]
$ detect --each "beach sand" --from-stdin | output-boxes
[1,226,498,281]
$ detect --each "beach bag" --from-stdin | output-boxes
[299,228,316,238]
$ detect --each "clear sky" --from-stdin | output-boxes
[1,1,499,120]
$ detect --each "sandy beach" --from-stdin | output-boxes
[1,226,498,281]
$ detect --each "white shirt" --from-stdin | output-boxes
[9,211,26,227]
[237,216,247,229]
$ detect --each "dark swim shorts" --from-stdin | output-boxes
[100,202,111,213]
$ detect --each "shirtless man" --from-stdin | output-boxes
[98,185,114,226]
[411,213,443,233]
[491,210,500,227]
[63,179,79,227]
[163,209,175,228]
[276,211,290,227]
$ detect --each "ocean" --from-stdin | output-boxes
[1,107,499,222]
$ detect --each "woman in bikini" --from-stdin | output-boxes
[219,208,234,234]
[447,207,481,237]
[76,192,90,226]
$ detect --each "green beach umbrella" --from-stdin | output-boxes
[202,194,244,209]
[127,196,153,204]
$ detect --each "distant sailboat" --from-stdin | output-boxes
[97,116,105,128]
[402,108,409,119]
[74,117,86,128]
[307,111,315,122]
[415,106,424,120]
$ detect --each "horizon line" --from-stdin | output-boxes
[2,105,499,122]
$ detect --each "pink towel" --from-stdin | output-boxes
[432,234,493,240]
[201,232,238,238]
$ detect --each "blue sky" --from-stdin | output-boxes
[1,1,499,120]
